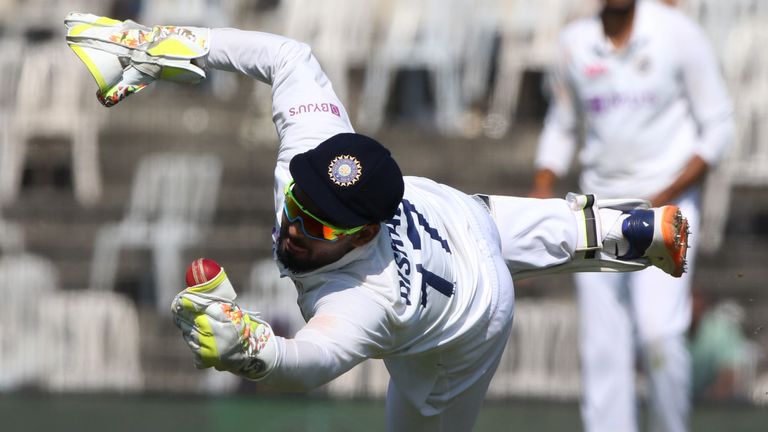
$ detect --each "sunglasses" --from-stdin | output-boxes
[283,181,366,242]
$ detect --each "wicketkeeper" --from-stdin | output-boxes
[66,12,690,432]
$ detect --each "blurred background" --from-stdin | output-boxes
[0,0,766,430]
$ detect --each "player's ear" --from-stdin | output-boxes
[350,223,381,247]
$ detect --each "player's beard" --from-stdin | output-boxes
[276,223,335,274]
[276,234,319,273]
[277,246,317,274]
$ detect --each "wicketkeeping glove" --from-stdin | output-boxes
[172,294,278,380]
[171,258,278,380]
[64,12,209,107]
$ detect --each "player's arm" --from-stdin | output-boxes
[205,29,354,194]
[650,18,734,206]
[261,294,392,391]
[65,14,354,209]
[532,34,580,198]
[649,154,708,207]
[173,272,392,390]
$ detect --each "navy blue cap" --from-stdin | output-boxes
[289,133,404,228]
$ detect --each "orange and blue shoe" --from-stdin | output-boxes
[620,205,689,277]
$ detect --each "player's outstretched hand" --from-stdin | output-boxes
[64,12,209,107]
[172,293,278,380]
[170,258,278,380]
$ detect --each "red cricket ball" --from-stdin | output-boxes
[186,258,222,287]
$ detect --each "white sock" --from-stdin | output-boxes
[600,208,631,258]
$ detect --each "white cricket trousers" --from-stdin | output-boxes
[577,189,699,432]
[384,194,623,431]
[385,193,518,432]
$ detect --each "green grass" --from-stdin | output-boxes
[1,394,766,432]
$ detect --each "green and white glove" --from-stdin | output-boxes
[64,11,210,107]
[172,293,278,380]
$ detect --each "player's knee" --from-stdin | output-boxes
[638,335,689,373]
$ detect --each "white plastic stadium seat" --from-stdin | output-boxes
[140,0,239,28]
[0,0,110,205]
[461,0,506,111]
[682,0,758,61]
[699,20,768,253]
[0,40,104,206]
[0,36,23,155]
[0,212,25,255]
[89,152,223,313]
[0,37,28,252]
[357,0,474,136]
[7,0,110,36]
[0,254,59,391]
[279,0,377,106]
[0,37,23,203]
[240,0,379,144]
[0,0,16,29]
[483,0,596,138]
[486,298,580,399]
[40,290,144,392]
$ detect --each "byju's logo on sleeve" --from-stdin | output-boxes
[288,102,341,117]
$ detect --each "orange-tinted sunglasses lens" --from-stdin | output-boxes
[284,193,339,241]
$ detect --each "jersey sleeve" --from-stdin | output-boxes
[535,34,580,177]
[205,28,355,217]
[260,285,393,391]
[678,19,734,166]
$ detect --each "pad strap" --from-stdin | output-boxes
[567,193,602,258]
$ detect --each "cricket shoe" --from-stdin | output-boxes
[620,206,689,277]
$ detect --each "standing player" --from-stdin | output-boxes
[66,12,689,432]
[530,1,733,431]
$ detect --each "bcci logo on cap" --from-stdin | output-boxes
[328,155,362,186]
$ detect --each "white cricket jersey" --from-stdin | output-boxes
[535,0,733,198]
[207,29,512,412]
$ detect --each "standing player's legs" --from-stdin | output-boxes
[576,271,638,432]
[630,269,692,432]
[630,190,699,432]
